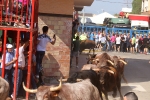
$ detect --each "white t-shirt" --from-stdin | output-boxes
[135,39,139,45]
[98,34,102,41]
[116,37,121,44]
[37,34,52,51]
[14,46,25,67]
[101,37,106,43]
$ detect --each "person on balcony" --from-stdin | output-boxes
[36,26,56,85]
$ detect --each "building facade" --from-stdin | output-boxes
[38,0,93,79]
[141,0,150,15]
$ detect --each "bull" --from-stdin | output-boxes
[112,56,128,84]
[98,66,123,100]
[64,69,103,100]
[0,76,10,100]
[23,78,101,100]
[79,39,96,54]
[86,53,115,67]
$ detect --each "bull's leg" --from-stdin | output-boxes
[102,90,109,100]
[89,49,91,54]
[116,81,123,100]
[93,48,95,55]
[122,74,128,84]
[112,86,117,98]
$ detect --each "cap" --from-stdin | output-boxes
[6,44,13,48]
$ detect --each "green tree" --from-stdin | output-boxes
[132,0,142,14]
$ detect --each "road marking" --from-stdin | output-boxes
[128,84,146,92]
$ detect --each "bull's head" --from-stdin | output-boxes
[99,68,115,85]
[23,78,63,100]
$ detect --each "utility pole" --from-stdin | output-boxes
[82,7,85,34]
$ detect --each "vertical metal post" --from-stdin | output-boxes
[82,7,85,34]
[13,31,20,100]
[26,0,35,99]
[2,30,7,77]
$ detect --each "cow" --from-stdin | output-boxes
[65,69,103,100]
[98,66,123,100]
[79,39,96,54]
[112,56,128,84]
[23,78,101,100]
[0,76,10,100]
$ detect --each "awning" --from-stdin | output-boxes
[131,20,149,27]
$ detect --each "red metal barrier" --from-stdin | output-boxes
[0,0,38,99]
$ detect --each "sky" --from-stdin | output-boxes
[82,0,133,15]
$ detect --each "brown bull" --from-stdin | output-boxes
[112,56,128,84]
[98,66,123,100]
[23,78,101,100]
[0,76,10,100]
[86,53,115,67]
[80,39,96,54]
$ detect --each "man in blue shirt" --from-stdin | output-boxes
[0,44,17,97]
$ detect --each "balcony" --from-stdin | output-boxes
[74,0,94,11]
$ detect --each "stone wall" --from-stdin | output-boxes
[38,15,72,78]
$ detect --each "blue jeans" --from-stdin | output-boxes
[36,51,45,75]
[12,68,23,96]
[4,68,13,96]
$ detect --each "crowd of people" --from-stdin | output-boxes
[2,0,32,28]
[0,26,56,99]
[81,31,150,54]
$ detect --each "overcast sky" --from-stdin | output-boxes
[82,0,133,15]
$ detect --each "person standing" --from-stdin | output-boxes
[71,36,80,68]
[36,26,56,85]
[0,44,17,97]
[130,35,136,53]
[135,35,139,53]
[120,34,125,52]
[143,35,149,55]
[126,34,130,52]
[116,34,121,52]
[110,33,116,51]
[89,32,94,41]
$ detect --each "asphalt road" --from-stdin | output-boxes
[71,51,150,100]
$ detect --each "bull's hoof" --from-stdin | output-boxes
[112,93,117,98]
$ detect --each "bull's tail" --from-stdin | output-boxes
[122,74,128,84]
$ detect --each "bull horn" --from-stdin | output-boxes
[61,79,67,82]
[119,60,127,65]
[108,70,115,74]
[23,82,37,93]
[76,79,83,82]
[50,77,62,92]
[92,69,100,72]
[107,60,114,66]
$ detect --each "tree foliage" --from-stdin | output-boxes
[132,0,142,14]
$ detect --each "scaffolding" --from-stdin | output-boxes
[0,0,38,99]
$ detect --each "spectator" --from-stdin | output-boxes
[11,40,29,98]
[89,32,94,41]
[94,32,99,49]
[126,34,130,52]
[116,34,121,52]
[120,34,125,52]
[143,35,149,55]
[124,33,127,52]
[138,35,143,53]
[0,44,17,97]
[100,34,106,51]
[71,36,80,68]
[124,92,138,100]
[36,26,56,85]
[135,35,139,53]
[97,31,102,49]
[130,35,136,53]
[110,33,116,51]
[106,33,111,51]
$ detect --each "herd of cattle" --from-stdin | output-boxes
[21,52,128,100]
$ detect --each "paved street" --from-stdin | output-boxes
[71,51,150,100]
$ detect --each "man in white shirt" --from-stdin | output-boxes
[36,26,56,85]
[116,34,121,52]
[11,40,29,98]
